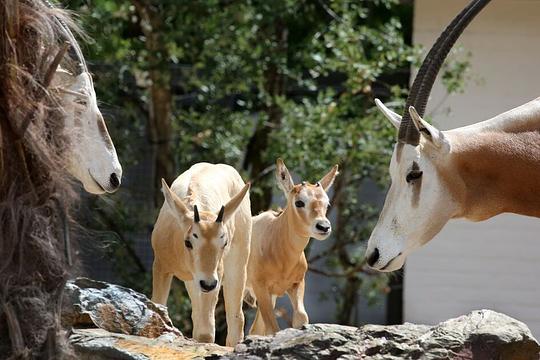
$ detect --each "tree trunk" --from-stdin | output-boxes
[132,0,175,207]
[243,20,288,213]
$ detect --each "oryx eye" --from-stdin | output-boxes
[74,97,88,107]
[220,233,227,247]
[185,240,193,249]
[295,200,305,208]
[406,170,423,183]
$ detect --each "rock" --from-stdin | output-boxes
[69,328,230,360]
[222,310,540,359]
[61,279,539,359]
[62,277,180,338]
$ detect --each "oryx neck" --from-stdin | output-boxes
[276,205,310,253]
[448,131,540,220]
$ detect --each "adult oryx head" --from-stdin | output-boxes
[52,69,121,194]
[48,2,122,194]
[365,0,491,272]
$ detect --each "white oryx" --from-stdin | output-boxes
[52,69,122,194]
[152,163,251,346]
[46,0,122,194]
[366,0,540,272]
[245,159,338,335]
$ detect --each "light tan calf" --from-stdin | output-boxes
[246,159,338,335]
[151,163,251,346]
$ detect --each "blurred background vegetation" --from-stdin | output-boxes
[67,0,469,345]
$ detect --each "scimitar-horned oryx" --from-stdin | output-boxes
[365,0,540,272]
[45,0,122,194]
[245,158,338,335]
[152,163,251,346]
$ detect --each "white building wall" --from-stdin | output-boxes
[405,0,540,338]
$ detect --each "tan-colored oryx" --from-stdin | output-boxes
[245,158,338,335]
[151,163,251,346]
[365,0,540,272]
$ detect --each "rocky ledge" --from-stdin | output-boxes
[62,278,540,359]
[226,311,539,359]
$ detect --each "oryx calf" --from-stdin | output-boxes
[246,159,338,335]
[151,163,251,346]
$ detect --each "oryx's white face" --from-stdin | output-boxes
[52,69,122,194]
[276,159,339,241]
[184,217,228,293]
[365,101,457,272]
[289,183,332,240]
[161,179,250,293]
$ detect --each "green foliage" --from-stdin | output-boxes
[71,0,469,339]
[442,47,473,94]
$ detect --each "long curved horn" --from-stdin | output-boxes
[404,0,481,115]
[398,0,491,145]
[415,0,491,117]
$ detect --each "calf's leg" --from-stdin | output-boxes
[287,278,309,328]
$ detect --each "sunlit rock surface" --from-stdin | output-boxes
[62,278,539,359]
[69,328,230,359]
[62,277,180,338]
[226,310,540,360]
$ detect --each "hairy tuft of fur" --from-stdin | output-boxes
[0,0,82,358]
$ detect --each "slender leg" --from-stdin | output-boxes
[195,285,219,343]
[151,261,173,305]
[249,295,276,335]
[252,285,279,335]
[249,308,266,335]
[185,280,200,340]
[223,249,247,346]
[287,278,309,328]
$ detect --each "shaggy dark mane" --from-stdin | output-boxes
[0,0,81,357]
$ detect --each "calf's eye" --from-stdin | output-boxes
[295,200,305,208]
[185,240,193,249]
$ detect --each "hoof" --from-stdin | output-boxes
[196,334,214,343]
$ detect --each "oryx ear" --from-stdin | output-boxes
[275,158,294,194]
[408,106,449,151]
[217,182,250,223]
[375,98,401,129]
[161,179,192,223]
[319,164,339,191]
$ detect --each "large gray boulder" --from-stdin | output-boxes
[225,310,539,359]
[62,277,180,338]
[61,278,540,359]
[62,278,230,358]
